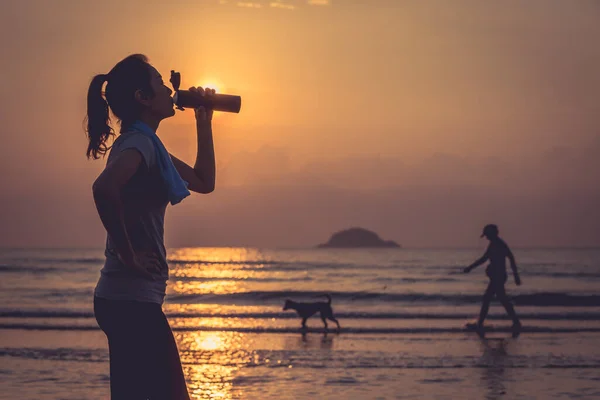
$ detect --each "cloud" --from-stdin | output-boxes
[236,2,263,8]
[217,137,600,195]
[227,0,330,10]
[270,1,295,10]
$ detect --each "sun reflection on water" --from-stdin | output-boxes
[193,332,224,351]
[170,247,271,265]
[184,363,238,400]
[167,249,275,399]
[167,248,274,300]
[177,331,257,400]
[171,279,241,295]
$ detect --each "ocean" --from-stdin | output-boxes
[1,247,600,399]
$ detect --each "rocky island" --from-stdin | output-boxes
[317,227,400,248]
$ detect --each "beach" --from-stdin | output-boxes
[1,247,600,399]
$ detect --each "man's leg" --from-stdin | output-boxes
[477,282,495,327]
[495,282,521,327]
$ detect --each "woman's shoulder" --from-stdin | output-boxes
[116,130,154,145]
[110,131,156,167]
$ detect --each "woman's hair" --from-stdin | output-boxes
[85,54,155,159]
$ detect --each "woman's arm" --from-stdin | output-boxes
[171,87,216,194]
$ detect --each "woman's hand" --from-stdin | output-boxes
[188,86,216,124]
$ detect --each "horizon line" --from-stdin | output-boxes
[1,245,599,251]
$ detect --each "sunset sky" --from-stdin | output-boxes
[0,0,598,248]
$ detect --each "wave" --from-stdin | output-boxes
[0,347,107,362]
[166,290,600,307]
[4,309,600,321]
[166,260,471,273]
[3,347,600,371]
[2,323,600,334]
[525,272,600,279]
[3,289,600,308]
[168,259,283,266]
[0,265,60,274]
[4,257,599,280]
[29,257,105,264]
[371,277,459,283]
[173,276,314,283]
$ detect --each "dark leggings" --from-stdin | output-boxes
[94,297,190,400]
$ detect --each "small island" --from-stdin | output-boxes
[317,227,401,249]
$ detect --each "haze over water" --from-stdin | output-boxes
[0,0,598,249]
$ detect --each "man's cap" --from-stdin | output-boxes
[481,224,499,237]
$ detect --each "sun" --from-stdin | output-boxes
[194,79,229,117]
[197,79,225,94]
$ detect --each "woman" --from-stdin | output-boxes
[86,54,215,399]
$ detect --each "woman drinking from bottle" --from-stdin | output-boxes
[86,53,216,400]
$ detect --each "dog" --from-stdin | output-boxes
[283,294,341,331]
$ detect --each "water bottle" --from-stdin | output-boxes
[170,70,241,113]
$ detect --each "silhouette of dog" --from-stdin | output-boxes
[283,294,341,331]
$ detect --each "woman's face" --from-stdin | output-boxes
[145,66,175,120]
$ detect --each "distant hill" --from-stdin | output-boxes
[317,227,400,248]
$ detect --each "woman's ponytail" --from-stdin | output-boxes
[85,74,114,159]
[84,54,153,159]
